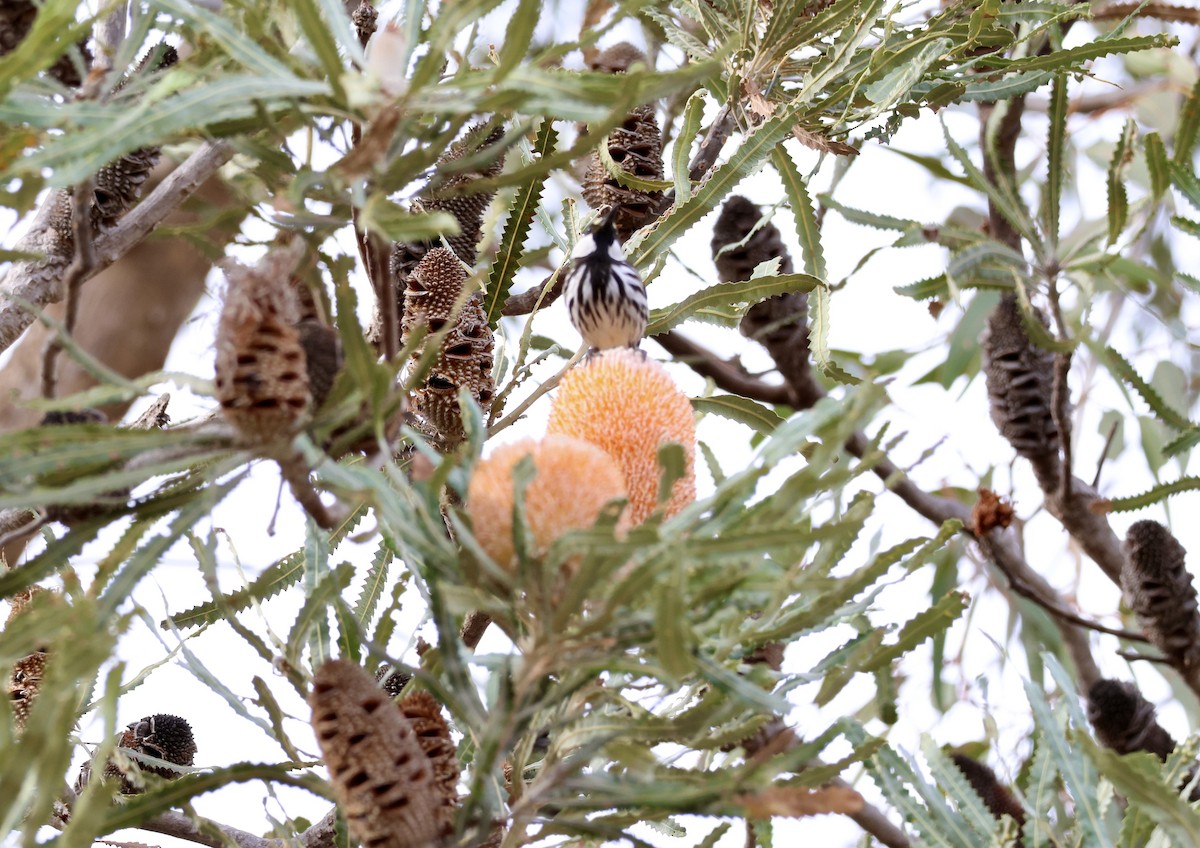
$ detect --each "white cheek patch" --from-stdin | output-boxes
[607,241,626,262]
[572,234,598,260]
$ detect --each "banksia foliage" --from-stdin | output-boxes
[467,436,628,569]
[950,755,1026,834]
[78,714,198,793]
[1088,678,1176,760]
[47,45,178,244]
[402,248,495,447]
[547,349,696,525]
[309,660,448,848]
[982,294,1059,459]
[581,44,663,243]
[1121,520,1200,674]
[39,409,127,524]
[214,242,311,442]
[712,196,812,392]
[8,651,46,734]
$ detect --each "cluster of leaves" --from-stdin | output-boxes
[2,0,1200,846]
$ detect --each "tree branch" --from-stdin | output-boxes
[0,139,234,356]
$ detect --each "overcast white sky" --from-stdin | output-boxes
[3,1,1200,846]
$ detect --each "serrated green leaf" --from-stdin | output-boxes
[673,90,707,197]
[772,146,826,279]
[483,119,556,326]
[359,198,459,243]
[353,542,394,628]
[1045,74,1067,245]
[860,591,967,673]
[1023,682,1112,848]
[164,507,366,629]
[495,0,539,78]
[0,0,89,100]
[287,562,353,669]
[1170,160,1200,211]
[894,275,949,300]
[1105,476,1200,512]
[646,273,820,334]
[1105,346,1192,431]
[597,135,674,192]
[1173,216,1200,239]
[627,106,800,269]
[1174,77,1200,166]
[1107,120,1135,245]
[1145,131,1169,201]
[691,396,785,436]
[291,0,348,100]
[808,284,858,385]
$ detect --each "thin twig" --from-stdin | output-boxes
[1092,419,1120,489]
[276,453,346,531]
[653,331,793,404]
[1116,650,1174,665]
[999,569,1148,642]
[1045,281,1073,502]
[41,177,97,399]
[487,347,584,436]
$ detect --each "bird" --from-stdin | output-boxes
[563,208,648,351]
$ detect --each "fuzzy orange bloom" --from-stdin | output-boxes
[547,349,695,524]
[467,436,627,569]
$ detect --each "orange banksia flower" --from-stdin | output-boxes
[310,660,448,848]
[214,241,311,442]
[467,436,628,569]
[547,350,695,524]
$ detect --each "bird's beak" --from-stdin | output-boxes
[599,206,620,231]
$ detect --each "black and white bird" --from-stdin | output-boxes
[563,209,648,351]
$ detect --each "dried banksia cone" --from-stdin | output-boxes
[950,754,1026,834]
[547,349,696,524]
[375,662,412,698]
[379,125,506,346]
[582,101,664,243]
[310,660,447,848]
[982,294,1059,460]
[398,691,459,814]
[467,436,628,569]
[214,242,311,442]
[1087,678,1177,760]
[5,586,46,626]
[47,45,178,244]
[8,650,46,734]
[78,713,198,793]
[402,248,495,447]
[296,321,343,410]
[1122,520,1200,675]
[586,41,648,73]
[711,197,814,398]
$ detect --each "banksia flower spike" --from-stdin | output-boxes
[1087,678,1176,760]
[214,240,311,443]
[712,197,812,395]
[310,660,449,848]
[78,714,197,794]
[1122,521,1200,681]
[581,44,663,242]
[467,436,628,570]
[982,294,1059,461]
[403,247,495,448]
[546,349,695,525]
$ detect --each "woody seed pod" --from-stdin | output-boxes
[377,125,506,347]
[950,754,1026,832]
[214,241,311,442]
[982,294,1059,459]
[78,713,197,794]
[1087,678,1176,760]
[582,101,664,243]
[47,45,178,243]
[8,650,46,734]
[711,196,812,392]
[398,691,459,816]
[310,660,447,848]
[1122,520,1200,673]
[403,248,495,447]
